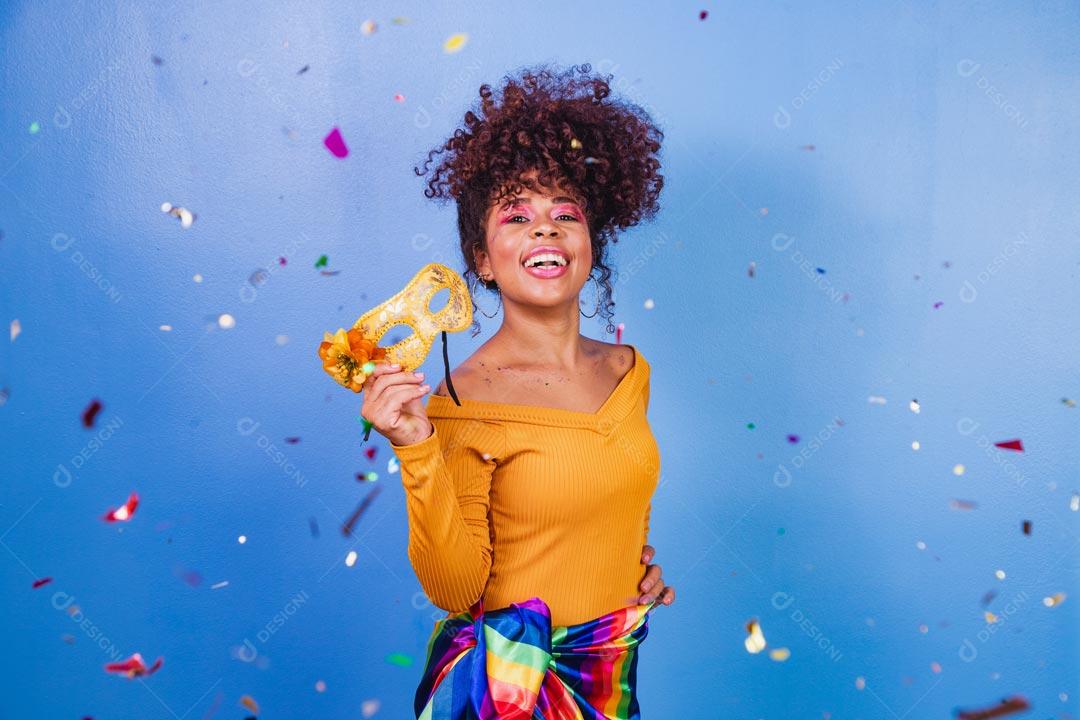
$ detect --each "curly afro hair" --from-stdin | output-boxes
[414,62,664,336]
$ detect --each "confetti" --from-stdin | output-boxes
[953,464,965,476]
[360,19,377,35]
[10,318,20,342]
[994,438,1024,452]
[867,395,887,405]
[644,298,655,310]
[160,202,196,228]
[443,33,468,53]
[151,55,164,65]
[239,694,260,714]
[743,618,766,653]
[29,121,40,134]
[315,254,329,269]
[768,647,790,661]
[387,457,399,474]
[105,652,163,678]
[324,126,349,158]
[285,437,301,444]
[361,699,381,718]
[786,434,799,444]
[82,398,103,428]
[909,398,920,414]
[345,550,358,567]
[570,137,582,150]
[1063,397,1076,408]
[249,269,269,287]
[364,446,377,460]
[297,64,310,75]
[238,534,247,544]
[393,93,405,102]
[343,485,383,536]
[103,492,139,522]
[1022,520,1031,535]
[949,498,978,511]
[0,387,7,407]
[1070,492,1079,512]
[385,652,413,667]
[1043,592,1066,607]
[32,577,53,589]
[981,589,997,606]
[956,694,1030,720]
[315,679,326,692]
[995,569,1006,580]
[800,144,816,151]
[218,313,236,329]
[933,301,944,309]
[747,261,756,278]
[173,564,202,587]
[210,580,229,590]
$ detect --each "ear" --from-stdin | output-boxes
[473,243,490,278]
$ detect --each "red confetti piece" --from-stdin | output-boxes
[956,694,1030,720]
[364,446,377,460]
[699,10,708,19]
[105,652,164,678]
[1022,520,1031,535]
[32,576,53,589]
[994,438,1024,452]
[102,492,139,522]
[82,399,103,428]
[323,126,349,158]
[393,93,405,102]
[284,437,301,444]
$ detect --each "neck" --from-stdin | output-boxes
[488,297,592,369]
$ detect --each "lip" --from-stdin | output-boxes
[523,262,569,279]
[521,245,570,265]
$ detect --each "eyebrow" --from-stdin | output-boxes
[503,195,581,207]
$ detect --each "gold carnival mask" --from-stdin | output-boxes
[318,263,472,406]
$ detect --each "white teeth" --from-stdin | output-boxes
[524,253,568,268]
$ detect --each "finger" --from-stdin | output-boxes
[366,368,425,404]
[639,572,665,604]
[640,544,654,563]
[638,563,662,593]
[661,586,675,605]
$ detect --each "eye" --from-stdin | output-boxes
[508,214,529,223]
[557,213,578,221]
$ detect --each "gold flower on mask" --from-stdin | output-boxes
[318,328,388,392]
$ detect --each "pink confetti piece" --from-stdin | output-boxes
[324,126,349,158]
[32,576,53,589]
[105,652,163,678]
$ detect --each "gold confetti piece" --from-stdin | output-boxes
[644,298,655,310]
[1062,397,1076,408]
[984,611,998,624]
[911,440,920,450]
[360,19,377,35]
[193,273,203,282]
[443,33,468,53]
[768,647,790,661]
[10,318,21,342]
[744,618,766,654]
[218,313,236,329]
[995,569,1006,580]
[916,540,927,550]
[953,464,965,476]
[909,398,920,414]
[239,694,259,714]
[160,201,196,229]
[345,550,358,567]
[570,137,582,150]
[1043,592,1066,607]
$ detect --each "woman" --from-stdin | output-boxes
[363,63,673,719]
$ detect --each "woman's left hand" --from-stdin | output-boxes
[638,544,675,606]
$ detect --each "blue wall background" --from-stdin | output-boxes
[2,1,1078,718]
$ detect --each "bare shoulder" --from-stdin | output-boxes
[431,351,487,398]
[589,338,635,376]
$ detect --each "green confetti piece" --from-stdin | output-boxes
[385,652,413,667]
[315,254,328,268]
[28,121,40,134]
[746,422,756,430]
[777,527,786,535]
[366,471,378,482]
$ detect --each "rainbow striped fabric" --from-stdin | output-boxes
[414,596,659,719]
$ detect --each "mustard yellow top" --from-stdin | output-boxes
[389,344,660,627]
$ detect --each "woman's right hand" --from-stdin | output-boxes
[361,362,434,447]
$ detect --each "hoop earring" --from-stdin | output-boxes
[475,274,502,319]
[580,276,601,319]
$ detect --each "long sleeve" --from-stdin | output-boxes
[390,418,504,613]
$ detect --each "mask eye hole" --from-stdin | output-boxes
[382,323,416,348]
[428,287,450,315]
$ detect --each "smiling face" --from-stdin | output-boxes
[474,170,593,310]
